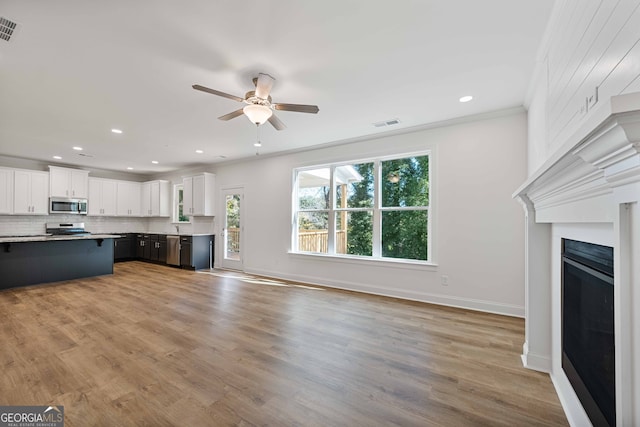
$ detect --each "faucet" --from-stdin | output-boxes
[175,225,179,233]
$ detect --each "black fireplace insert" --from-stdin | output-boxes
[562,238,615,427]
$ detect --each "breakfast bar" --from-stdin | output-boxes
[0,234,120,290]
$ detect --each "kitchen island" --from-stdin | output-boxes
[0,234,120,291]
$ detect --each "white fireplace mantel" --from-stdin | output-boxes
[514,92,640,426]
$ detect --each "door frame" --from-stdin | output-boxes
[220,187,244,271]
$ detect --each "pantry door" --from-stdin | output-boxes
[221,188,243,270]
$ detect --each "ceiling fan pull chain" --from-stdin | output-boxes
[255,123,262,155]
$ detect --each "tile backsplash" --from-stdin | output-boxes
[0,215,214,236]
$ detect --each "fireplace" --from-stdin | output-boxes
[562,239,615,427]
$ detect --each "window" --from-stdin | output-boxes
[293,153,430,262]
[173,184,189,223]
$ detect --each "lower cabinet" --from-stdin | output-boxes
[114,233,137,261]
[180,235,214,270]
[179,236,192,267]
[148,235,167,263]
[136,234,146,259]
[122,233,213,269]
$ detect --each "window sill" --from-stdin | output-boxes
[288,251,438,271]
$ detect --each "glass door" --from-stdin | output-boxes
[222,188,243,270]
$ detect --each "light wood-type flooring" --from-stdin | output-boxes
[0,261,568,426]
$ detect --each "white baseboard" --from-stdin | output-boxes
[245,267,525,318]
[550,370,590,427]
[521,349,552,373]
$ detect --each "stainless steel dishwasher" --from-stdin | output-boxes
[166,235,181,266]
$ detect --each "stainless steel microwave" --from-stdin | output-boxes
[49,197,88,215]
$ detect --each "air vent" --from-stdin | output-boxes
[78,153,94,158]
[0,17,18,42]
[372,118,401,128]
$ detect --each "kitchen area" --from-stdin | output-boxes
[0,164,216,291]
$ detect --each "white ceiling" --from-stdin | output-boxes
[0,0,554,175]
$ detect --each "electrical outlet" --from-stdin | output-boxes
[587,86,599,111]
[441,275,449,286]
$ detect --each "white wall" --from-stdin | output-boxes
[526,0,640,174]
[213,111,528,316]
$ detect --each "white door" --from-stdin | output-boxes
[13,170,31,214]
[192,175,205,215]
[221,188,243,270]
[101,180,118,216]
[0,168,13,214]
[88,179,102,215]
[31,172,49,214]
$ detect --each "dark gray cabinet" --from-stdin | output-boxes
[149,234,166,263]
[136,234,145,258]
[1,238,114,290]
[114,233,136,261]
[180,235,214,270]
[125,233,213,269]
[179,236,191,267]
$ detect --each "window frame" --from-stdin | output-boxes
[292,151,432,263]
[173,183,190,224]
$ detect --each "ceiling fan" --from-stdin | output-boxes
[192,73,319,131]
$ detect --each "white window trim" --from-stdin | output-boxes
[173,183,190,224]
[291,150,433,264]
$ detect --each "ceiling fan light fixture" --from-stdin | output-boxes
[243,104,272,125]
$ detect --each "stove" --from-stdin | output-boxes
[45,222,91,236]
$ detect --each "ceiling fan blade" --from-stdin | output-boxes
[192,84,244,103]
[254,73,275,100]
[268,113,286,131]
[273,103,319,114]
[218,109,245,121]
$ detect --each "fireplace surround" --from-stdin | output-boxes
[514,92,640,426]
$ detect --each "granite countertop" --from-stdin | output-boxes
[0,234,122,244]
[111,232,214,236]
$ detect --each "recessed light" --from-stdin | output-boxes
[126,167,134,170]
[253,142,262,147]
[111,128,123,134]
[53,155,62,160]
[459,95,473,103]
[72,146,83,151]
[195,149,204,154]
[151,160,159,164]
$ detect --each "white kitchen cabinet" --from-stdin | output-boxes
[116,181,142,216]
[0,168,14,214]
[49,166,89,198]
[141,180,170,217]
[183,173,215,216]
[14,170,49,215]
[88,178,117,216]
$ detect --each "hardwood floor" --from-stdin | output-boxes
[0,261,567,426]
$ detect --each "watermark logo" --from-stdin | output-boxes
[0,405,64,427]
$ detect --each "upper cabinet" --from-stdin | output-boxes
[49,166,89,198]
[88,178,117,216]
[116,181,142,216]
[0,168,14,214]
[141,180,170,217]
[14,170,49,215]
[183,173,215,216]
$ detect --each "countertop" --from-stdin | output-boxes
[112,232,214,237]
[0,234,122,244]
